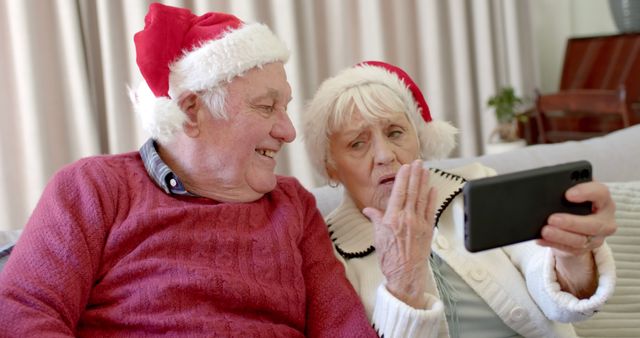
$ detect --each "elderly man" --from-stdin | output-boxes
[0,4,377,337]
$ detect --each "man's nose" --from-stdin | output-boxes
[272,110,296,143]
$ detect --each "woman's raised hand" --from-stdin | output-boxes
[363,160,437,309]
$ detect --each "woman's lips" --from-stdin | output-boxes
[378,175,396,185]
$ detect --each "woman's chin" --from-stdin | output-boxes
[371,188,392,211]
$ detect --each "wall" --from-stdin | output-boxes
[530,0,617,93]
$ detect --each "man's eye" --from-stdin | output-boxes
[256,105,276,115]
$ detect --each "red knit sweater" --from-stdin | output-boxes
[0,152,376,337]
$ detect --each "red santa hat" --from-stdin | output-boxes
[357,61,457,158]
[130,3,290,142]
[303,61,457,178]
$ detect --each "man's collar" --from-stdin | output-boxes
[139,138,197,196]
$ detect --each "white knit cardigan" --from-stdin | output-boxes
[327,163,616,338]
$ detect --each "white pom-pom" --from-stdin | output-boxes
[129,82,186,143]
[418,120,458,160]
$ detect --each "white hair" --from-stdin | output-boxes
[129,19,290,144]
[303,82,424,180]
[199,85,228,120]
[321,83,422,171]
[302,65,457,181]
[129,82,228,144]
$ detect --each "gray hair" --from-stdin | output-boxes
[302,64,458,182]
[199,85,228,120]
[303,82,420,180]
[130,81,229,144]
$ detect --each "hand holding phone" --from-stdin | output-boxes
[463,161,593,252]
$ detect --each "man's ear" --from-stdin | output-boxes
[177,92,201,137]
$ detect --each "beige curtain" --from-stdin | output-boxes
[0,0,536,231]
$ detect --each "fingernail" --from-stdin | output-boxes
[567,187,580,198]
[549,214,563,224]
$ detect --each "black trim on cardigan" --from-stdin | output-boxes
[327,167,466,261]
[328,222,376,260]
[372,323,384,337]
[430,168,466,227]
[335,243,376,260]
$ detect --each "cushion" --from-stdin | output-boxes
[0,246,12,272]
[573,181,640,338]
[312,185,344,217]
[428,124,640,182]
[0,230,21,273]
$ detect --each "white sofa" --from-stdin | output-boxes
[1,125,639,337]
[311,124,640,338]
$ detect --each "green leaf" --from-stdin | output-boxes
[487,86,524,123]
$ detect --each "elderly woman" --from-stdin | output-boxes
[302,61,617,338]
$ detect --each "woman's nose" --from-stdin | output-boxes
[373,137,395,165]
[272,110,296,143]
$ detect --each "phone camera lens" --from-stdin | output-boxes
[571,171,579,181]
[580,169,590,180]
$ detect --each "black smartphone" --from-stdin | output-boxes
[463,160,593,252]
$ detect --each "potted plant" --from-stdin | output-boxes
[487,87,527,143]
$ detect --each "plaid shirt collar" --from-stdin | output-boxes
[140,138,197,196]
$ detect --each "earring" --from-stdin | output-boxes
[328,180,339,188]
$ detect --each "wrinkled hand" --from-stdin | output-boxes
[536,181,617,298]
[362,160,437,308]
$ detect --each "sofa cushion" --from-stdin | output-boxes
[0,230,21,273]
[573,181,640,338]
[428,124,640,182]
[0,246,12,272]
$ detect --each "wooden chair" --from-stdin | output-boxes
[533,33,640,144]
[534,87,631,143]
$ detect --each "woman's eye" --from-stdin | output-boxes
[389,130,403,138]
[350,141,364,150]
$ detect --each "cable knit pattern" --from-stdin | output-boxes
[535,243,616,321]
[574,181,640,337]
[372,284,443,337]
[0,152,377,337]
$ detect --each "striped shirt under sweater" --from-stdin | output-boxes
[0,151,376,337]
